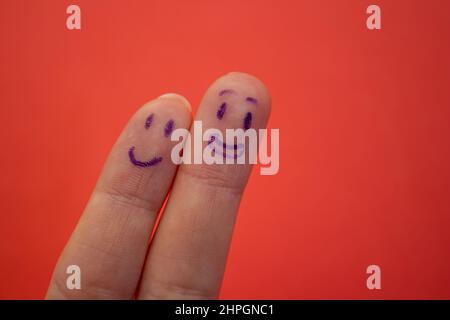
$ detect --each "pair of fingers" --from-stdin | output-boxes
[46,72,271,299]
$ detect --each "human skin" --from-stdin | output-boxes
[46,72,271,299]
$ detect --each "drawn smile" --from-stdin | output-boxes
[128,146,163,167]
[207,134,245,159]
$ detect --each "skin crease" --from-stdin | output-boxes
[46,72,271,300]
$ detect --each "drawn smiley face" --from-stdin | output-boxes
[215,89,255,130]
[128,113,175,167]
[207,89,257,159]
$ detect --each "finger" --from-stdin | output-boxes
[138,72,271,299]
[46,94,192,299]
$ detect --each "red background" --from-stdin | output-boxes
[1,0,449,299]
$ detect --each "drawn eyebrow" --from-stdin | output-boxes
[218,89,236,96]
[246,97,258,105]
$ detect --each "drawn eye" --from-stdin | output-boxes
[243,112,252,130]
[216,102,227,120]
[145,114,154,129]
[164,119,174,137]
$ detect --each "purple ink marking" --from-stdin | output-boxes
[246,97,258,105]
[145,114,154,129]
[216,102,227,120]
[128,146,162,167]
[243,112,252,130]
[208,133,244,150]
[164,119,174,137]
[219,89,236,96]
[207,141,244,159]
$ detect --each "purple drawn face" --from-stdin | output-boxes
[216,89,256,130]
[208,89,257,159]
[128,113,175,167]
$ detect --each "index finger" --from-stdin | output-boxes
[46,94,192,299]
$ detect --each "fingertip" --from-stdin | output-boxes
[195,72,272,131]
[158,93,192,113]
[135,94,192,131]
[218,71,271,111]
[207,72,272,122]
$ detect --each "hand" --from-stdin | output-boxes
[46,72,271,299]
